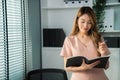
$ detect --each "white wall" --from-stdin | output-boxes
[105,48,120,80]
[42,47,63,68]
[47,9,77,36]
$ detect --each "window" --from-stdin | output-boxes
[0,0,6,79]
[0,0,27,80]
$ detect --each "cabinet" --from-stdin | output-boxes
[41,0,120,33]
[104,2,120,32]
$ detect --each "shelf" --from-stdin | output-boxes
[42,6,80,10]
[103,33,120,37]
[42,0,92,10]
[101,30,120,37]
[42,2,120,10]
[104,30,120,32]
[106,2,120,6]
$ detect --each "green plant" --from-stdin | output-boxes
[92,0,106,32]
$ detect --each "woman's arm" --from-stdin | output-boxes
[97,40,110,69]
[98,37,111,56]
[63,57,100,72]
[98,41,110,56]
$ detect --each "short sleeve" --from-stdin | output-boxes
[60,37,72,57]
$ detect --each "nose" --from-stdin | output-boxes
[84,22,88,28]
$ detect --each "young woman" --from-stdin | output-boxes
[60,6,110,80]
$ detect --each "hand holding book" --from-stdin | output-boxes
[66,56,110,68]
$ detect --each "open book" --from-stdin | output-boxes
[66,56,110,68]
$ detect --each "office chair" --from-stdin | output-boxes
[26,68,68,80]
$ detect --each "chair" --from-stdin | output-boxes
[26,68,68,80]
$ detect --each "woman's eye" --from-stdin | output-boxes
[81,21,84,23]
[88,22,92,24]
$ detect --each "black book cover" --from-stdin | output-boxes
[66,56,110,68]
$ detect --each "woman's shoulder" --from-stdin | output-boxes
[65,35,76,41]
[64,35,77,44]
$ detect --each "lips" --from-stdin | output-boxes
[83,28,88,30]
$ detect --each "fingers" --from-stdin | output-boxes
[81,59,86,66]
[88,61,100,69]
[98,42,107,47]
[81,59,100,70]
[98,41,108,55]
[82,59,85,64]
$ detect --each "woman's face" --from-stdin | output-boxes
[77,14,92,34]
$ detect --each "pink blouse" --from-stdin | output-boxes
[60,35,109,80]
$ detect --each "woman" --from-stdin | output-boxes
[60,6,110,80]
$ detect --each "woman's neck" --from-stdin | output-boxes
[77,32,89,39]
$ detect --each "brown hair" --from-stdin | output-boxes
[70,6,102,49]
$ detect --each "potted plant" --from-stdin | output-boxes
[92,0,106,32]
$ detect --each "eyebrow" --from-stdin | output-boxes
[80,18,91,22]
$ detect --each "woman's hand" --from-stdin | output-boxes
[65,58,100,72]
[98,41,110,56]
[79,59,100,70]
